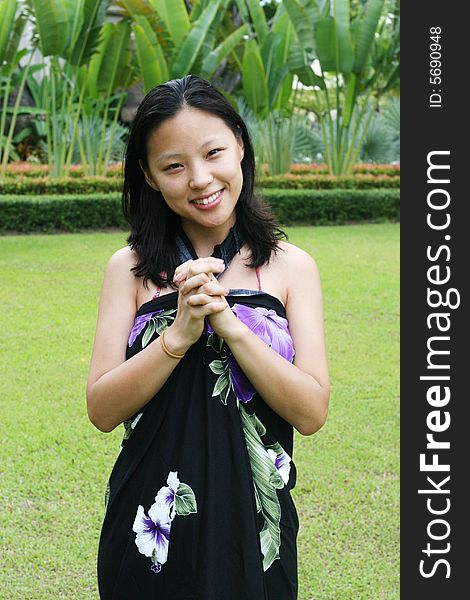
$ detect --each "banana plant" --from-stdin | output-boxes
[0,0,32,175]
[77,19,136,175]
[283,0,399,174]
[27,0,132,176]
[240,0,299,119]
[117,0,249,93]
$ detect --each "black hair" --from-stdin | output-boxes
[122,74,286,288]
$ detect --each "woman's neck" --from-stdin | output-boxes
[181,220,236,258]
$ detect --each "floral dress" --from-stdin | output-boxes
[97,248,299,600]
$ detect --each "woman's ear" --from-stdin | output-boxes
[139,160,159,191]
[237,136,244,161]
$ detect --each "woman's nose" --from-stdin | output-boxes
[188,163,214,189]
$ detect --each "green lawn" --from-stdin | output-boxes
[0,223,399,599]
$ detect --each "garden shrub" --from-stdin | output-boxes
[0,189,399,233]
[1,174,399,195]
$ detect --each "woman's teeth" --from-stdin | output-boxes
[192,189,223,205]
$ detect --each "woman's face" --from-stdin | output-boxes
[143,107,244,235]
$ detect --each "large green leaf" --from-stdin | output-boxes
[170,0,221,79]
[2,10,26,66]
[189,0,231,76]
[30,0,77,56]
[342,72,357,127]
[332,0,353,73]
[66,0,85,60]
[283,0,315,57]
[242,39,269,116]
[314,17,337,71]
[277,72,295,108]
[246,0,269,45]
[261,32,281,78]
[150,0,189,47]
[232,0,250,23]
[270,10,298,107]
[87,21,131,96]
[133,17,169,92]
[0,0,17,65]
[353,0,385,73]
[117,0,174,60]
[260,32,290,109]
[201,23,249,78]
[67,0,110,66]
[272,9,294,63]
[117,0,158,23]
[294,64,325,89]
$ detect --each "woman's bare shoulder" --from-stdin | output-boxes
[100,246,139,307]
[106,245,137,271]
[274,240,319,274]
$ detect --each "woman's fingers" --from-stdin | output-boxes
[173,259,193,284]
[194,281,229,297]
[190,300,228,316]
[174,257,225,285]
[179,273,211,295]
[186,258,225,278]
[180,275,228,297]
[187,291,227,306]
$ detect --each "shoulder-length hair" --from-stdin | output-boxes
[122,74,286,288]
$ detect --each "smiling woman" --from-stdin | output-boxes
[141,107,244,237]
[86,75,329,599]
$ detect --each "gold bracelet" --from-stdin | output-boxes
[160,331,185,359]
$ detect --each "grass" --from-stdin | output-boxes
[0,223,399,599]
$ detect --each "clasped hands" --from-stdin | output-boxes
[164,257,243,356]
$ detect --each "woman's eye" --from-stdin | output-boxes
[166,163,181,170]
[208,148,223,156]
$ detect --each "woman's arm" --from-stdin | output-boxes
[86,250,226,433]
[207,244,330,435]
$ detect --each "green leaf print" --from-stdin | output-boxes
[208,332,232,404]
[209,359,226,375]
[253,483,262,513]
[142,309,177,348]
[212,372,231,404]
[239,405,286,572]
[206,331,225,353]
[175,483,197,516]
[142,320,156,348]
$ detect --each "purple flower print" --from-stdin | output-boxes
[155,471,180,521]
[128,312,158,347]
[133,501,171,573]
[227,353,255,403]
[267,449,292,485]
[231,304,294,363]
[227,304,295,403]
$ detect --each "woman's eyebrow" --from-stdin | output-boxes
[157,138,224,162]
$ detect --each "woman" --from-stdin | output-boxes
[87,75,329,599]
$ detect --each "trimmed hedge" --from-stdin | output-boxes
[0,189,399,233]
[259,174,399,189]
[289,163,401,176]
[0,177,123,195]
[262,189,399,225]
[0,173,399,195]
[0,193,126,232]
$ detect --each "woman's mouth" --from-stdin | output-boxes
[190,188,224,209]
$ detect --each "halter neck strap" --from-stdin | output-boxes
[175,224,244,279]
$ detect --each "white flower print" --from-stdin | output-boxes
[133,499,172,573]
